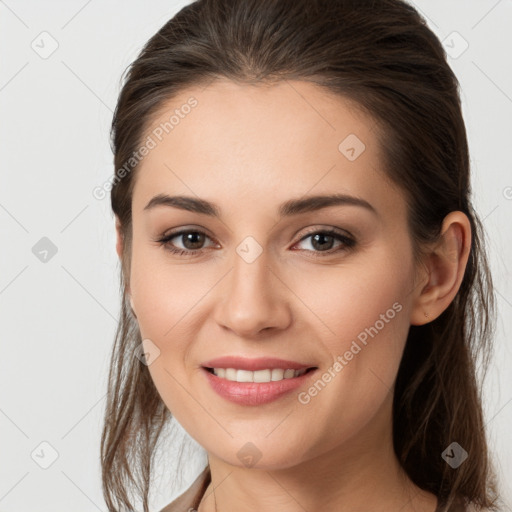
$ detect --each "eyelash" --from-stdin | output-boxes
[155,227,356,259]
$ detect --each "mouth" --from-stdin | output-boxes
[200,359,319,406]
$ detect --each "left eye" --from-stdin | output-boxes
[293,230,355,253]
[157,228,355,256]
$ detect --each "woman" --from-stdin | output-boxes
[100,0,500,510]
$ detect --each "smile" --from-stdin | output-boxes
[201,366,318,406]
[206,367,310,382]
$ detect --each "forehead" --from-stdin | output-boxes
[132,79,405,221]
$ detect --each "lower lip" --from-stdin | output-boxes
[201,367,317,406]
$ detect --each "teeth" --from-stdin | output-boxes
[211,367,308,382]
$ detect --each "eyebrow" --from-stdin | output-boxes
[143,193,377,217]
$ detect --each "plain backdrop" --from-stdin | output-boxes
[1,1,511,510]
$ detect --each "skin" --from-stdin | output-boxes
[115,79,471,512]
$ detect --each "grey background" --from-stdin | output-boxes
[1,0,511,510]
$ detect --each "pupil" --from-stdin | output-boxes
[312,233,333,251]
[183,232,204,249]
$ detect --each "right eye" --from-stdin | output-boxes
[157,229,218,256]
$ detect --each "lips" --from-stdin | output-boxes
[201,356,316,372]
[202,365,318,405]
[200,356,318,405]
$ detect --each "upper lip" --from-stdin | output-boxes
[201,356,317,371]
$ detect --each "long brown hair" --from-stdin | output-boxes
[101,1,499,510]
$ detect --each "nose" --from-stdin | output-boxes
[213,247,292,338]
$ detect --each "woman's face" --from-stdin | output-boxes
[126,79,423,469]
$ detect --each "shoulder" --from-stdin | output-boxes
[159,466,211,512]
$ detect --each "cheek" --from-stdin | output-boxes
[129,240,211,340]
[290,248,413,353]
[287,249,414,429]
[128,242,223,417]
[128,251,202,419]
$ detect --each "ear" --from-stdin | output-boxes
[115,216,132,302]
[410,211,471,325]
[115,216,124,261]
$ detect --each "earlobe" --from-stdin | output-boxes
[115,216,124,260]
[129,294,137,318]
[410,211,471,326]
